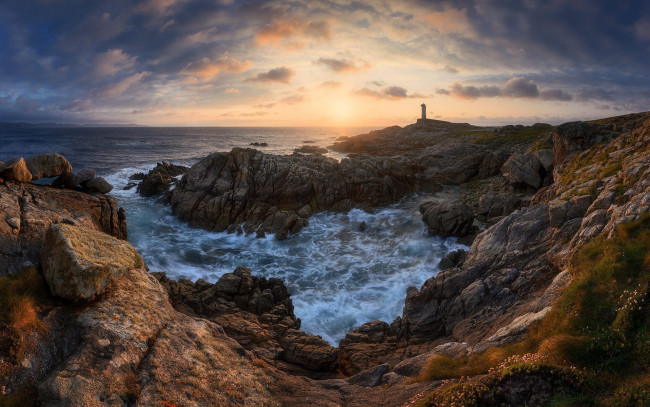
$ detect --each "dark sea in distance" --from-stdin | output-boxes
[0,126,466,345]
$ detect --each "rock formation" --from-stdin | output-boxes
[41,224,141,300]
[170,148,438,239]
[136,161,188,197]
[0,181,127,275]
[420,201,475,237]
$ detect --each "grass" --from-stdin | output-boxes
[468,125,552,150]
[413,213,650,406]
[0,267,49,406]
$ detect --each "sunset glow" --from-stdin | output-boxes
[0,1,648,126]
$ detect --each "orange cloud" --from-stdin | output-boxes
[180,56,252,81]
[255,19,331,47]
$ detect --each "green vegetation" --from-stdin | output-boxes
[0,267,49,407]
[468,125,553,150]
[413,214,650,406]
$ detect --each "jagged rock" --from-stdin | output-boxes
[0,182,127,275]
[51,172,77,188]
[534,149,554,173]
[171,148,431,239]
[438,249,468,270]
[74,168,96,186]
[553,120,619,166]
[567,195,593,219]
[24,153,72,180]
[501,152,543,189]
[548,200,569,227]
[84,177,113,193]
[294,145,328,154]
[129,172,145,180]
[249,142,268,147]
[153,268,340,372]
[41,224,141,300]
[137,161,188,197]
[347,364,389,387]
[0,157,32,182]
[420,201,474,237]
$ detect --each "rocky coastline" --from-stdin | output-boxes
[1,112,649,406]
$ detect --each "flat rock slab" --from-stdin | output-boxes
[41,223,140,300]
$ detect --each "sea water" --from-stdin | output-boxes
[0,126,466,345]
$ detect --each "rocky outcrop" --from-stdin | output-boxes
[294,146,328,154]
[476,192,522,222]
[1,157,32,182]
[153,269,339,373]
[420,201,474,237]
[552,120,619,167]
[500,152,545,189]
[84,177,113,193]
[137,161,188,197]
[41,224,141,300]
[0,182,127,275]
[438,249,468,270]
[170,148,437,239]
[24,153,72,180]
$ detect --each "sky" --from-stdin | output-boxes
[0,0,649,127]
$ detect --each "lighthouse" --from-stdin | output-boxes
[421,103,426,120]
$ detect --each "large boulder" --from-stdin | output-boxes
[420,201,474,237]
[0,182,127,275]
[41,224,140,300]
[0,157,32,182]
[24,153,72,180]
[84,177,114,193]
[501,152,543,189]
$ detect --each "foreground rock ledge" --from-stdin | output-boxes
[41,224,141,300]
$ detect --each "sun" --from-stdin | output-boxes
[330,98,356,124]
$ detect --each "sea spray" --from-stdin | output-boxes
[108,170,466,344]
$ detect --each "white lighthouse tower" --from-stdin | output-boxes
[421,103,426,120]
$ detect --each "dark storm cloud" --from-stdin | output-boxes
[244,67,295,84]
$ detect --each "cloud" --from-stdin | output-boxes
[181,56,252,81]
[354,85,421,100]
[315,57,369,73]
[540,89,573,101]
[91,49,136,78]
[255,19,331,47]
[244,67,294,84]
[576,88,616,101]
[280,94,307,104]
[224,88,239,94]
[447,77,574,101]
[97,71,151,99]
[443,65,459,74]
[450,83,502,99]
[367,81,385,87]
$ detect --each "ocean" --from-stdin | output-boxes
[0,126,466,345]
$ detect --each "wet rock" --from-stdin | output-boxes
[294,145,328,154]
[501,152,543,189]
[438,249,467,270]
[420,201,474,237]
[41,224,141,300]
[249,142,268,147]
[129,172,145,180]
[24,153,72,180]
[137,161,189,197]
[84,177,114,193]
[358,221,367,231]
[0,157,32,182]
[171,148,426,239]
